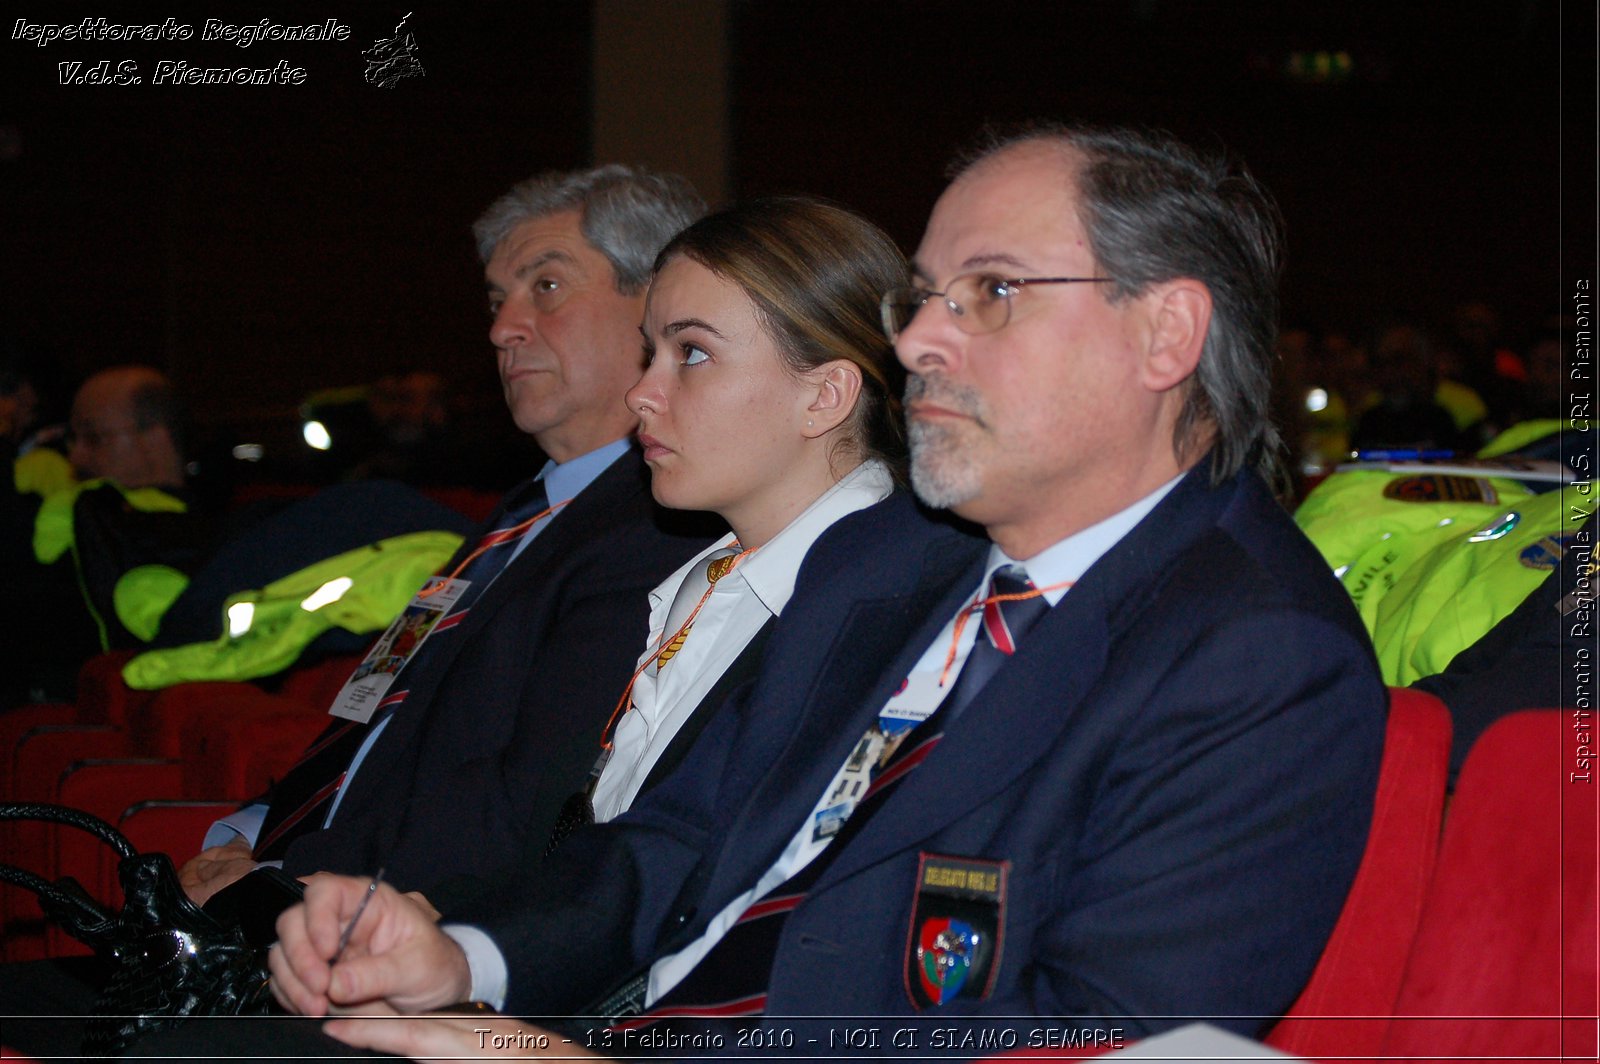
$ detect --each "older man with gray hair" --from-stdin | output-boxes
[3,165,722,1062]
[178,164,717,902]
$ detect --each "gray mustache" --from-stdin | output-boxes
[904,373,984,425]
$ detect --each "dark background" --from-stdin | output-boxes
[2,1,1593,471]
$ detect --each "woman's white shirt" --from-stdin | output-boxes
[589,459,895,822]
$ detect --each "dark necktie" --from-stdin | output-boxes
[253,479,551,861]
[611,565,1052,1030]
[940,564,1051,720]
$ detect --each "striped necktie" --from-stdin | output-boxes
[253,479,551,861]
[940,564,1051,720]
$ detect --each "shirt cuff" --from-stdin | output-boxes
[441,924,508,1011]
[203,802,269,851]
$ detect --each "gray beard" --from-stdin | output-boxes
[909,420,982,509]
[904,373,985,509]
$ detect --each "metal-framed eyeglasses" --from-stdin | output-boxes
[879,273,1114,342]
[64,422,149,449]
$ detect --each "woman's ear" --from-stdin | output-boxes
[802,360,863,438]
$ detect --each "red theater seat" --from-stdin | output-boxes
[46,759,185,954]
[1265,687,1452,1058]
[118,799,240,863]
[181,709,327,799]
[0,704,78,799]
[1381,710,1597,1061]
[72,650,149,726]
[275,653,363,711]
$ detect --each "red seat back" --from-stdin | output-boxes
[118,799,241,863]
[1266,687,1452,1058]
[48,759,185,955]
[181,709,326,799]
[1382,709,1597,1061]
[0,703,78,800]
[74,650,149,725]
[129,682,261,757]
[102,799,244,913]
[276,653,364,711]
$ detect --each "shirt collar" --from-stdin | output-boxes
[652,459,896,618]
[538,436,632,504]
[986,469,1187,605]
[739,459,895,614]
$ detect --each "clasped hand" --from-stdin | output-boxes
[270,873,471,1017]
[271,878,596,1061]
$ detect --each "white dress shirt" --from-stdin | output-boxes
[590,459,896,822]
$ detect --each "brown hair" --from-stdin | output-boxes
[654,196,908,479]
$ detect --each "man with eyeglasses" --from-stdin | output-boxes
[66,365,189,489]
[234,124,1385,1057]
[18,365,212,671]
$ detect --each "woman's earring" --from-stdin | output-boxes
[806,419,815,429]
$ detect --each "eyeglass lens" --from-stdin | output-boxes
[880,274,1014,341]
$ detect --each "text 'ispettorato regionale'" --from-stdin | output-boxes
[13,17,353,86]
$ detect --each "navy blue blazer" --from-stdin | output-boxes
[277,450,719,892]
[456,465,1386,1039]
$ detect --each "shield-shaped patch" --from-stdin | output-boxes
[905,852,1008,1009]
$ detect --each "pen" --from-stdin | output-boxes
[332,866,386,964]
[1348,448,1456,462]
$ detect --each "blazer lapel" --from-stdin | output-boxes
[817,465,1242,887]
[442,455,648,663]
[336,454,647,811]
[700,529,988,906]
[820,583,1112,885]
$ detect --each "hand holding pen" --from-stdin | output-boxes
[331,866,385,964]
[269,870,475,1017]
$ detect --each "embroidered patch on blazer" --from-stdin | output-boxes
[905,853,1008,1009]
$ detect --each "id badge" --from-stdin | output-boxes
[884,669,949,722]
[328,577,469,722]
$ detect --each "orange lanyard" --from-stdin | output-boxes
[599,544,755,751]
[936,579,1074,687]
[415,498,571,599]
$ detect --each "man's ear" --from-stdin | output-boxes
[140,425,185,488]
[802,360,864,438]
[1140,280,1212,394]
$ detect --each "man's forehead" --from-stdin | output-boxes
[75,376,131,412]
[909,251,1034,284]
[486,210,600,276]
[914,147,1088,280]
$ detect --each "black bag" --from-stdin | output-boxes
[0,802,288,1056]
